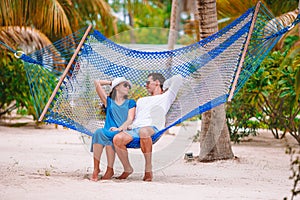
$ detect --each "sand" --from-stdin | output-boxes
[0,118,299,200]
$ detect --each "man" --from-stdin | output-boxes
[113,72,183,181]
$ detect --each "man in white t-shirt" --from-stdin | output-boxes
[113,73,183,181]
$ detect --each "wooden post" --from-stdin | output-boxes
[228,1,261,101]
[38,25,93,122]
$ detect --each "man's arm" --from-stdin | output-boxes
[163,74,183,95]
[110,106,136,131]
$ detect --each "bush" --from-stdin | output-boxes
[0,51,35,119]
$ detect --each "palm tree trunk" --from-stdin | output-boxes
[127,0,136,43]
[193,0,201,42]
[168,0,182,50]
[196,0,218,39]
[196,0,234,162]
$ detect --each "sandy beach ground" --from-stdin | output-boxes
[0,118,299,200]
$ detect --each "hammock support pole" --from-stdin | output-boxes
[228,1,261,101]
[38,25,93,122]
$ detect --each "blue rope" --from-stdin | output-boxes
[0,40,17,53]
[20,54,43,66]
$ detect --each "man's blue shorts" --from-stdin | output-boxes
[124,126,159,139]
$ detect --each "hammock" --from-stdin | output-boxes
[16,2,300,148]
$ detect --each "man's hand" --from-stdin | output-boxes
[110,127,122,131]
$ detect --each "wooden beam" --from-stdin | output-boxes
[228,1,261,101]
[38,25,93,122]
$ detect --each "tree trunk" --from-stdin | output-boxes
[199,104,234,161]
[168,0,182,50]
[196,0,234,162]
[127,0,136,44]
[193,0,201,42]
[166,0,182,73]
[196,0,218,39]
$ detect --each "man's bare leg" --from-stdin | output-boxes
[113,132,133,179]
[139,127,154,181]
[91,144,103,181]
[101,145,115,180]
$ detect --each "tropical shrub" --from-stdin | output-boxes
[0,51,35,118]
[227,35,300,143]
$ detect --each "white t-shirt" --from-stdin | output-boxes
[132,75,183,130]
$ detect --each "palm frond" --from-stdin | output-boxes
[29,0,73,38]
[0,26,52,54]
[0,0,29,26]
[274,8,298,27]
[216,0,258,29]
[264,0,298,16]
[266,9,299,50]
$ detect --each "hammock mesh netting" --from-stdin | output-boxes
[19,2,300,148]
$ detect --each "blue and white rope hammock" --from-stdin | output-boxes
[6,2,300,148]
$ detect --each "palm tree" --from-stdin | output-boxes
[0,0,115,119]
[190,0,300,161]
[0,0,115,52]
[195,0,234,162]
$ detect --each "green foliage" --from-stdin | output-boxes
[128,83,148,102]
[226,99,260,143]
[227,35,300,143]
[0,51,34,118]
[111,28,171,44]
[109,0,171,29]
[110,27,194,46]
[23,62,60,120]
